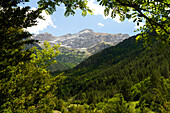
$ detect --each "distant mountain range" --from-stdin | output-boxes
[32,29,129,71]
[33,29,129,49]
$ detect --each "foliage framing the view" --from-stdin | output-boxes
[37,0,92,16]
[0,41,62,112]
[0,0,91,112]
[97,0,170,45]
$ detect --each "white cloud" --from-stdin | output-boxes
[26,8,57,34]
[87,0,121,23]
[98,23,104,27]
[87,0,147,29]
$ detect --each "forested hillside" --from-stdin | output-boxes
[52,35,170,112]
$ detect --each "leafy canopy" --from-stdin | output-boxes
[97,0,170,45]
[37,0,92,16]
[0,42,62,112]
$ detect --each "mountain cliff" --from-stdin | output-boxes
[33,32,57,41]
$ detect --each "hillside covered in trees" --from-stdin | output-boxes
[52,35,170,112]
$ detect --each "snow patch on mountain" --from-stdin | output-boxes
[33,29,130,50]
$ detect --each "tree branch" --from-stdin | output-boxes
[116,0,170,34]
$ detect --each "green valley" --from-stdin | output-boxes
[50,47,91,71]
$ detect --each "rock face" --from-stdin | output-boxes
[33,32,57,41]
[33,29,129,51]
[32,29,130,71]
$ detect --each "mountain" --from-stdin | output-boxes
[74,35,143,70]
[52,35,170,112]
[87,41,112,55]
[33,29,129,49]
[52,29,129,49]
[32,29,129,71]
[33,32,57,41]
[50,46,90,71]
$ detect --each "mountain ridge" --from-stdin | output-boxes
[32,29,129,49]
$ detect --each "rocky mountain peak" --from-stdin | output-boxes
[39,32,53,37]
[33,33,57,41]
[78,29,94,34]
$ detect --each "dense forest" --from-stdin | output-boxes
[52,35,170,112]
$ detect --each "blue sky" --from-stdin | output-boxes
[24,0,144,37]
